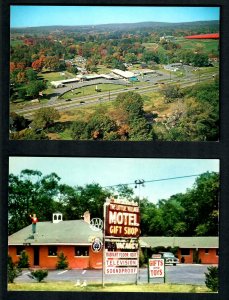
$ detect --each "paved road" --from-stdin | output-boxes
[14,73,214,119]
[15,264,214,285]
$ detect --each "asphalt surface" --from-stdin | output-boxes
[15,264,214,285]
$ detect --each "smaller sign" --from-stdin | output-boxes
[149,258,165,279]
[106,267,137,275]
[91,238,103,252]
[105,251,137,258]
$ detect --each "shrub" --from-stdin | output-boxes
[56,252,69,270]
[17,250,30,268]
[8,255,22,283]
[28,269,48,282]
[205,266,218,292]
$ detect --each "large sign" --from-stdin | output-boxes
[149,258,165,278]
[105,200,140,237]
[105,251,138,275]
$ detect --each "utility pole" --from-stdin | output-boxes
[134,179,145,285]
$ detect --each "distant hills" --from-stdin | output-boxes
[11,20,219,34]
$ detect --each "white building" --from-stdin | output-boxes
[112,69,135,79]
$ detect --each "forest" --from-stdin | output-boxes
[8,170,219,237]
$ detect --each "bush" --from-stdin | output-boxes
[56,252,69,270]
[8,255,22,283]
[28,269,48,282]
[205,266,218,292]
[17,250,30,268]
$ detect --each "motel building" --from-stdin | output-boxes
[8,212,218,269]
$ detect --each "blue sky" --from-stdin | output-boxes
[9,157,219,203]
[10,6,220,28]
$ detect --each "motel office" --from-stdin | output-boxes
[8,212,219,269]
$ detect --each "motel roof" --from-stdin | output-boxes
[140,236,219,249]
[8,220,102,246]
[112,69,135,78]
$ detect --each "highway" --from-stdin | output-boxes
[12,72,215,119]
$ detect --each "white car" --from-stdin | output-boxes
[159,252,179,266]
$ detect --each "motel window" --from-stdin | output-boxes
[48,246,57,256]
[205,249,209,254]
[181,249,190,256]
[16,246,25,256]
[75,246,89,256]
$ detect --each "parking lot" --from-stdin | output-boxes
[15,264,215,285]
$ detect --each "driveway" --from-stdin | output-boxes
[15,264,214,285]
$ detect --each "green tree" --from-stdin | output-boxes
[161,84,183,103]
[17,250,30,268]
[205,266,218,292]
[8,255,22,283]
[56,252,69,270]
[8,170,62,234]
[28,269,48,282]
[26,80,47,99]
[31,107,60,130]
[70,120,88,140]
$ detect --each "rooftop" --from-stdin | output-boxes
[8,220,102,246]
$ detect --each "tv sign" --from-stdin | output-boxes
[105,201,140,237]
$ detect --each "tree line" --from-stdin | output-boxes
[9,170,219,237]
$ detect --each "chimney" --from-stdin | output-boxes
[52,212,63,223]
[83,211,90,224]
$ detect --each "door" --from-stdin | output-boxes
[34,246,40,266]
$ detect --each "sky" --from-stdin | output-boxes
[10,6,220,28]
[9,157,219,203]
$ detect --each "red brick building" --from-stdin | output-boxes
[140,236,219,264]
[8,212,103,269]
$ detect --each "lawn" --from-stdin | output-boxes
[60,83,127,99]
[39,71,75,82]
[8,282,211,293]
[176,37,219,53]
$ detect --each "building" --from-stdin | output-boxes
[164,63,182,72]
[185,33,219,40]
[8,214,219,269]
[50,73,116,88]
[8,212,103,269]
[140,236,219,264]
[112,69,137,81]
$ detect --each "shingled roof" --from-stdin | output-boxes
[8,220,102,246]
[140,236,219,249]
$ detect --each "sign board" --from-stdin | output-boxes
[149,258,165,279]
[105,201,140,237]
[91,237,103,253]
[105,251,138,275]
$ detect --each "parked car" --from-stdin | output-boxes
[65,98,72,102]
[159,252,179,266]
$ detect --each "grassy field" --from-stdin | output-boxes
[176,37,219,53]
[8,282,212,293]
[39,71,75,82]
[60,83,128,99]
